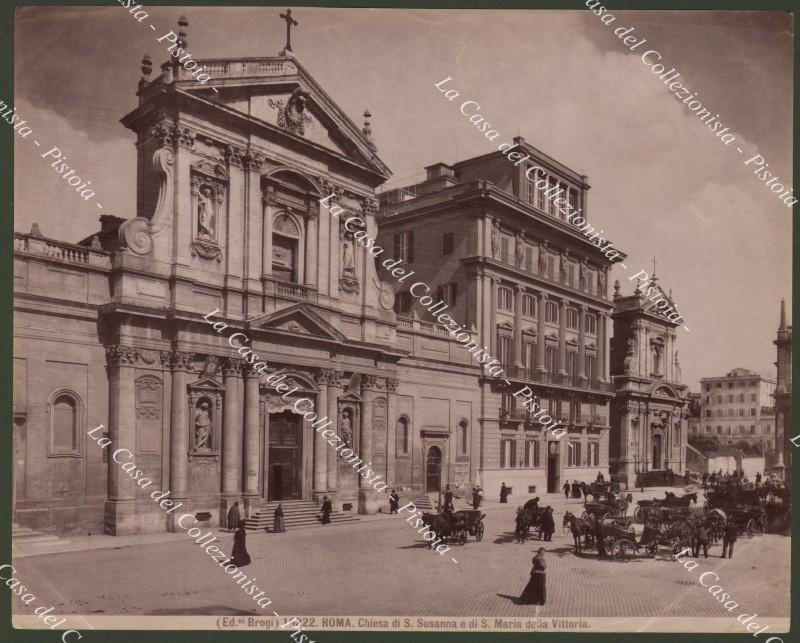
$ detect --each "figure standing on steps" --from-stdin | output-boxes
[273,503,286,533]
[321,496,332,525]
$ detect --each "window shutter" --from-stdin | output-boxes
[510,440,516,467]
[500,440,506,468]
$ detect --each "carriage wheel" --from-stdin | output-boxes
[645,542,658,558]
[615,540,636,562]
[459,530,468,545]
[633,506,642,521]
[475,521,484,542]
[603,536,615,553]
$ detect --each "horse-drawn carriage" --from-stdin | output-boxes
[422,509,485,546]
[634,492,697,522]
[582,490,631,521]
[515,506,547,542]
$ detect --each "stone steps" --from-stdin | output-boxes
[12,523,69,548]
[244,500,360,531]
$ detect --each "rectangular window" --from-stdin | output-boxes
[394,291,412,314]
[534,170,546,211]
[588,442,599,467]
[501,236,510,264]
[547,178,558,214]
[546,254,555,279]
[499,286,513,311]
[442,232,454,255]
[523,294,536,317]
[498,335,512,367]
[585,354,596,382]
[545,345,558,373]
[738,408,744,417]
[437,282,458,306]
[566,351,577,378]
[586,313,597,334]
[501,439,517,468]
[568,442,581,466]
[568,188,578,214]
[705,410,712,417]
[522,341,535,369]
[567,262,575,287]
[500,392,516,418]
[727,394,734,402]
[750,393,757,401]
[566,307,579,329]
[750,425,756,433]
[394,231,414,263]
[546,301,559,323]
[750,408,756,416]
[522,246,531,272]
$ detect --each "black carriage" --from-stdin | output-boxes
[424,509,485,546]
[600,520,661,561]
[582,491,629,521]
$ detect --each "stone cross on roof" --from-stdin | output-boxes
[280,8,298,53]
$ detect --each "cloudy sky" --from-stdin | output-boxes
[13,6,793,389]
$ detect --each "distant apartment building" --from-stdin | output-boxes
[697,368,777,450]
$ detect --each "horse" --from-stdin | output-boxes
[563,511,594,555]
[421,512,451,547]
[515,505,541,543]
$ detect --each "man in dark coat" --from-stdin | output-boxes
[563,481,570,498]
[594,515,606,558]
[500,483,509,503]
[443,484,454,513]
[391,490,400,513]
[472,486,483,510]
[722,521,739,558]
[226,502,241,531]
[702,472,708,487]
[321,496,332,524]
[710,471,717,487]
[572,481,581,498]
[755,471,762,487]
[693,522,710,558]
[541,506,555,542]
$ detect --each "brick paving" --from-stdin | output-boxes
[12,492,789,621]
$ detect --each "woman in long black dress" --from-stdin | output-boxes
[227,520,251,567]
[519,547,547,606]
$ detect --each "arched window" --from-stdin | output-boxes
[272,212,302,283]
[48,390,82,456]
[396,416,410,455]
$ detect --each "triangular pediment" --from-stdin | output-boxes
[189,376,226,391]
[248,303,348,343]
[180,57,390,179]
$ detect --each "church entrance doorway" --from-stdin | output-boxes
[268,411,303,501]
[652,434,662,470]
[425,446,442,493]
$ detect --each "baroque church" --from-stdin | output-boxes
[12,13,688,535]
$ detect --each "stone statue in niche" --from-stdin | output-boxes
[342,232,356,276]
[490,221,500,260]
[197,186,216,239]
[195,399,212,450]
[623,336,637,375]
[340,408,353,446]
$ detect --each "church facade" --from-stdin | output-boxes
[13,17,483,535]
[609,275,689,485]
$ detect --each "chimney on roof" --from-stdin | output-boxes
[420,163,459,194]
